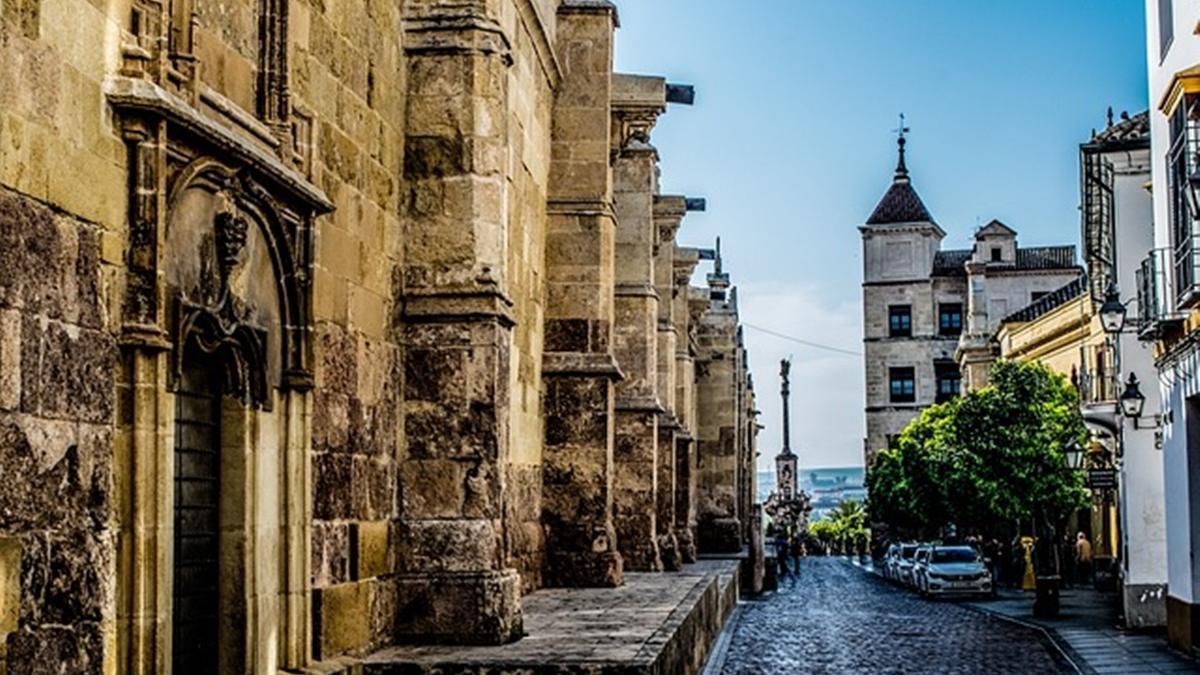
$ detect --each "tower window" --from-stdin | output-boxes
[888,305,912,337]
[991,247,1003,262]
[889,367,916,403]
[938,303,963,336]
[935,362,961,403]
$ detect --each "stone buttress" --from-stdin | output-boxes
[541,0,624,589]
[395,1,524,645]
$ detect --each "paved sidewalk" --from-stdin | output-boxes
[851,556,1199,674]
[962,588,1199,674]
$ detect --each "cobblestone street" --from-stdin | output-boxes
[717,558,1068,674]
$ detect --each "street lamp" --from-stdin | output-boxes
[1098,285,1127,335]
[1063,439,1084,471]
[1120,373,1147,419]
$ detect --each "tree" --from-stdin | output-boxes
[867,360,1088,547]
[810,499,870,555]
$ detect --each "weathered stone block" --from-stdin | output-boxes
[19,319,114,423]
[393,569,523,646]
[5,622,104,675]
[314,581,371,659]
[314,453,355,520]
[393,520,498,574]
[356,520,391,580]
[0,536,19,635]
[313,521,353,587]
[0,416,111,537]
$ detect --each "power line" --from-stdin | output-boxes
[742,323,862,357]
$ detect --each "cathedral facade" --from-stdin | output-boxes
[0,1,760,672]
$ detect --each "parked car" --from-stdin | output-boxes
[915,545,993,597]
[912,545,932,588]
[881,544,900,581]
[895,543,920,586]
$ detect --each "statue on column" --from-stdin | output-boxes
[765,357,812,539]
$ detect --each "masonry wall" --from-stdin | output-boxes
[298,0,407,660]
[0,0,132,668]
[0,1,765,672]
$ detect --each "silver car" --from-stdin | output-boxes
[916,545,993,597]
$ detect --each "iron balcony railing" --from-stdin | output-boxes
[1137,247,1186,339]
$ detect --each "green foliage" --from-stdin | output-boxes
[867,360,1088,539]
[810,499,870,553]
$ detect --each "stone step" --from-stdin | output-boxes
[319,560,741,675]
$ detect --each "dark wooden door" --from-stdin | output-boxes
[172,359,221,675]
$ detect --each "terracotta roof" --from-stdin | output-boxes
[1002,277,1086,324]
[1088,110,1149,147]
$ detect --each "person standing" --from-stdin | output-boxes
[776,531,790,576]
[1075,531,1094,586]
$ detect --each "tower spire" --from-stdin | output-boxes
[893,113,910,181]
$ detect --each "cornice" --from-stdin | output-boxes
[515,0,563,89]
[105,76,333,213]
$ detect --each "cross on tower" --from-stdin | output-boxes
[893,112,910,141]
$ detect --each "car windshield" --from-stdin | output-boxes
[931,548,978,564]
[900,546,917,559]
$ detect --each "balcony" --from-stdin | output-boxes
[1137,248,1186,340]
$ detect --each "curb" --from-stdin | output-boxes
[700,602,744,675]
[845,558,1083,674]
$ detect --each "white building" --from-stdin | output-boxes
[861,136,1080,465]
[1144,0,1200,652]
[1080,111,1166,627]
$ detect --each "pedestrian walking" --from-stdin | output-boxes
[1075,532,1093,586]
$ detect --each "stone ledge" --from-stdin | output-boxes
[326,561,741,675]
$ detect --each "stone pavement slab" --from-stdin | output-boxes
[962,586,1200,674]
[361,560,740,675]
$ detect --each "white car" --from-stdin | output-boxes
[916,545,993,597]
[895,543,920,586]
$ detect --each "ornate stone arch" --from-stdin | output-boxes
[163,158,312,408]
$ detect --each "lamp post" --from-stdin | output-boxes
[1120,372,1148,430]
[1063,439,1084,472]
[1099,284,1128,335]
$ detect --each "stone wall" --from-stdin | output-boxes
[0,0,127,669]
[295,0,408,657]
[0,188,116,673]
[0,0,766,672]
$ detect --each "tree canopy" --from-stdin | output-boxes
[867,360,1088,540]
[809,499,869,554]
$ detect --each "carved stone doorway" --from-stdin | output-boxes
[172,349,222,674]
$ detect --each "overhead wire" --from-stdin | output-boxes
[741,323,863,357]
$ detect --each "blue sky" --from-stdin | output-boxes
[611,1,1149,471]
